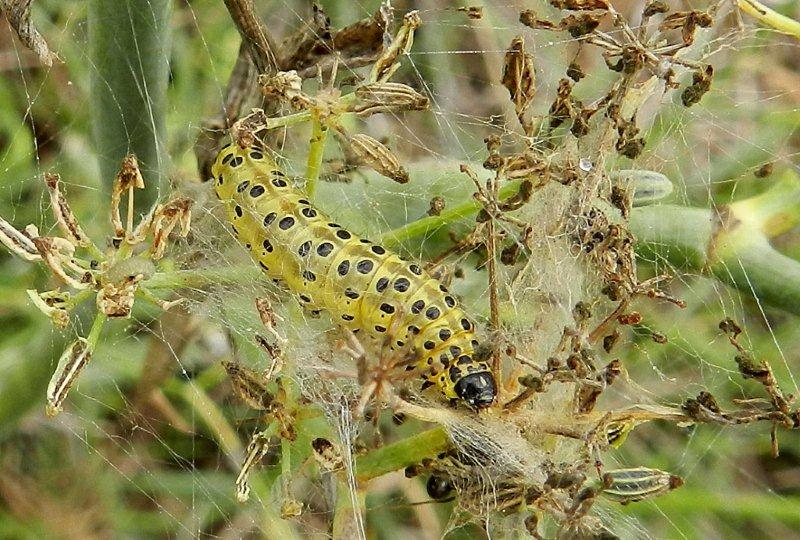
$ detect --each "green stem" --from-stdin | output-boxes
[355,427,450,482]
[711,235,800,316]
[281,436,292,497]
[738,0,800,39]
[65,288,96,310]
[86,311,107,349]
[332,478,366,540]
[144,265,262,290]
[621,487,800,524]
[729,170,800,237]
[305,112,329,198]
[630,200,800,316]
[380,180,524,247]
[181,379,243,466]
[265,110,314,130]
[89,0,172,211]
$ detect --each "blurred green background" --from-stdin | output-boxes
[1,0,800,538]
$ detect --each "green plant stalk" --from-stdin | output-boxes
[712,235,800,315]
[332,478,366,540]
[181,379,243,467]
[631,202,800,315]
[144,265,262,290]
[738,0,800,39]
[621,487,800,524]
[305,112,328,198]
[380,180,524,247]
[729,171,800,237]
[355,427,450,482]
[86,311,107,349]
[89,0,171,211]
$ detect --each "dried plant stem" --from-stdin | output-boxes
[1,0,59,66]
[485,174,503,376]
[222,0,279,73]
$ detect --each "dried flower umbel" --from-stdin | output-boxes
[0,156,190,415]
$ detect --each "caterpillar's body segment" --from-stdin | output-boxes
[212,143,496,409]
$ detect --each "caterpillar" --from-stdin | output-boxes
[211,142,497,409]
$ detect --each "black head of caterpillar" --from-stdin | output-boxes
[211,141,497,410]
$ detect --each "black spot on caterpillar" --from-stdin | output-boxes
[212,143,496,409]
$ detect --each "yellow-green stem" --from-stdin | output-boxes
[355,427,450,482]
[738,0,800,39]
[380,180,524,247]
[86,311,107,349]
[305,112,329,198]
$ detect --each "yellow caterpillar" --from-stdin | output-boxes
[211,142,496,409]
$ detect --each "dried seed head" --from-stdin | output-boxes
[96,274,143,318]
[457,6,483,19]
[618,311,641,325]
[352,82,429,116]
[230,109,269,149]
[44,172,93,248]
[549,79,575,128]
[601,468,683,504]
[223,360,274,411]
[643,0,669,17]
[550,0,609,10]
[0,215,40,261]
[651,331,668,344]
[616,119,645,159]
[519,9,558,30]
[505,154,545,180]
[116,155,145,191]
[561,13,603,38]
[620,45,645,75]
[371,10,421,83]
[258,70,307,108]
[27,289,71,329]
[501,36,536,135]
[311,437,344,472]
[236,432,271,502]
[348,133,409,184]
[603,330,620,353]
[566,61,585,82]
[46,337,92,417]
[500,241,521,265]
[754,163,774,178]
[281,499,303,519]
[426,196,446,217]
[33,236,90,289]
[659,10,713,45]
[681,65,713,107]
[111,155,145,239]
[149,197,193,259]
